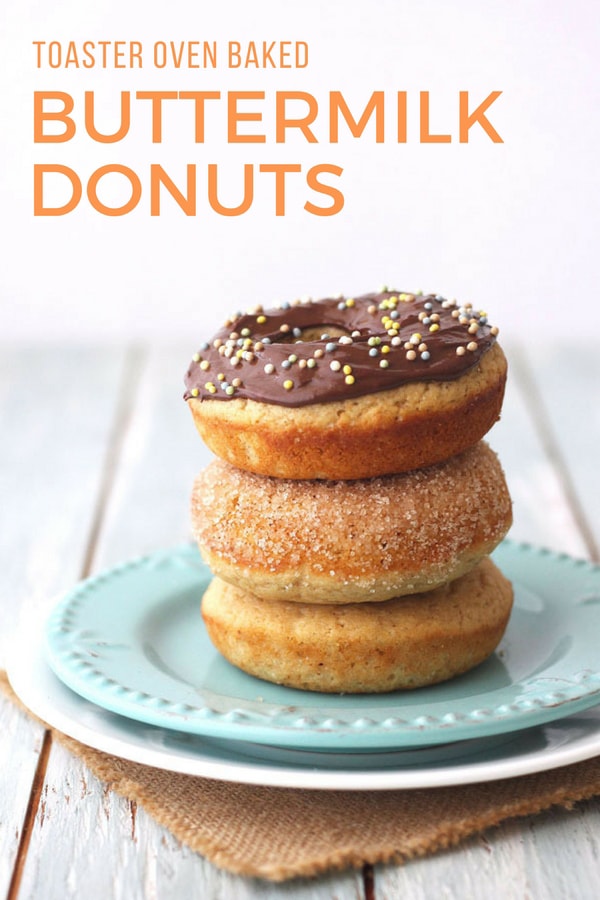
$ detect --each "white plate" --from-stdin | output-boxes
[8,620,600,790]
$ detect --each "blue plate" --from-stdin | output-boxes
[44,541,600,750]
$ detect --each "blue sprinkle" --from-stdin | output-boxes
[423,317,431,325]
[421,351,431,361]
[281,360,291,369]
[435,295,444,302]
[200,342,210,351]
[220,381,230,390]
[281,301,290,309]
[293,327,302,337]
[263,337,272,344]
[390,310,399,319]
[424,303,433,311]
[325,342,336,352]
[337,301,346,310]
[369,348,379,357]
[479,316,488,324]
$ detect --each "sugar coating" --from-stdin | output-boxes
[191,441,512,604]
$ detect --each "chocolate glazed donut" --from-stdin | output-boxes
[184,290,507,479]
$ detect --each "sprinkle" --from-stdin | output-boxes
[280,324,290,333]
[456,346,466,356]
[191,387,199,397]
[264,363,275,374]
[200,342,210,351]
[254,341,264,352]
[281,360,291,369]
[298,359,307,369]
[325,342,336,352]
[281,301,291,309]
[467,341,478,352]
[241,328,250,337]
[225,386,235,395]
[292,327,302,338]
[345,374,355,385]
[288,354,298,363]
[213,339,222,349]
[421,351,431,361]
[418,343,428,352]
[337,301,346,310]
[351,330,361,338]
[369,348,379,357]
[230,357,241,367]
[490,326,499,336]
[368,305,377,314]
[205,382,217,394]
[243,351,255,362]
[338,335,353,345]
[379,359,389,368]
[430,313,441,323]
[192,352,201,363]
[346,298,355,308]
[468,323,479,335]
[391,336,402,346]
[232,378,242,387]
[256,315,267,325]
[424,302,433,311]
[200,360,210,371]
[410,333,422,345]
[381,345,390,354]
[368,336,381,347]
[343,364,353,375]
[406,350,417,361]
[314,349,324,359]
[429,323,440,333]
[217,373,225,381]
[306,358,317,368]
[283,379,294,390]
[330,360,342,371]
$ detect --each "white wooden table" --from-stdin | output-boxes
[1,342,599,899]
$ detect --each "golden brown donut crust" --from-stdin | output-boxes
[201,558,514,693]
[191,441,512,604]
[188,343,507,480]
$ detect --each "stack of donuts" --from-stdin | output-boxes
[184,289,513,693]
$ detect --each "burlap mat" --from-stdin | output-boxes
[4,672,600,882]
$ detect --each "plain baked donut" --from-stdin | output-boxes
[200,558,514,693]
[184,290,507,479]
[191,441,512,604]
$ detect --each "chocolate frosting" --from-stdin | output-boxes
[183,290,499,408]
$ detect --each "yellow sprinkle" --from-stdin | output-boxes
[381,345,390,354]
[257,315,267,324]
[205,382,217,393]
[192,353,201,363]
[191,387,199,397]
[200,360,210,371]
[410,333,422,345]
[429,323,440,333]
[236,349,244,359]
[217,373,225,381]
[283,379,294,390]
[345,374,355,385]
[225,386,235,395]
[346,298,355,308]
[343,364,353,375]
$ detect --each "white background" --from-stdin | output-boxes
[1,0,598,343]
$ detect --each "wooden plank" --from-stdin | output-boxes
[0,346,126,898]
[15,346,363,899]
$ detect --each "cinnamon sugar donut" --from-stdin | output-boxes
[184,290,507,480]
[201,558,514,693]
[191,442,512,604]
